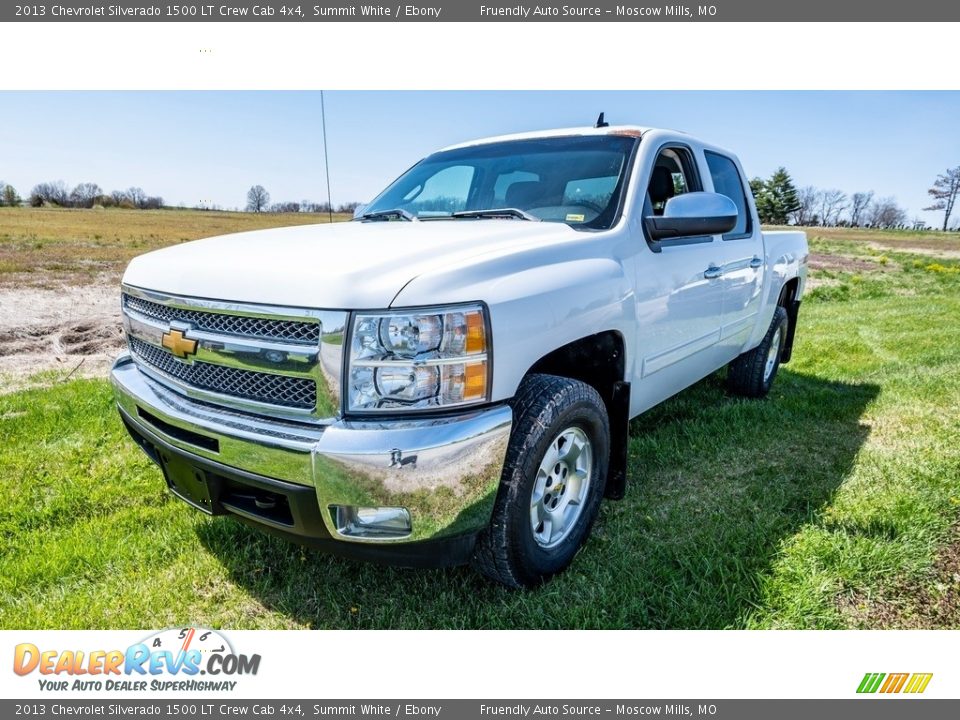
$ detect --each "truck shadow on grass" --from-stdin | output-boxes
[196,369,879,629]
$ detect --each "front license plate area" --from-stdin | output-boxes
[160,452,219,514]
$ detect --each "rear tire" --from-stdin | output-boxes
[472,374,609,588]
[727,306,788,398]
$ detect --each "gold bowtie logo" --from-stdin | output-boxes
[161,328,198,359]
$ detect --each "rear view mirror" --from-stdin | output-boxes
[645,192,738,241]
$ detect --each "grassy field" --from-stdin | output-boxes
[0,207,351,288]
[1,216,959,629]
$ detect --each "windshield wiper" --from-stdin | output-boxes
[452,208,540,222]
[359,208,418,222]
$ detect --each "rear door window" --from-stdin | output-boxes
[704,151,752,239]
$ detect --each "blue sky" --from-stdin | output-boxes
[1,91,957,224]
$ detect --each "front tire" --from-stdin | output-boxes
[472,374,609,588]
[727,306,788,398]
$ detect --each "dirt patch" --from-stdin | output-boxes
[793,226,960,255]
[839,520,960,629]
[867,241,960,260]
[804,276,842,291]
[0,278,123,394]
[807,253,888,273]
[0,320,122,358]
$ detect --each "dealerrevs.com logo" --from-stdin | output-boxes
[13,628,261,693]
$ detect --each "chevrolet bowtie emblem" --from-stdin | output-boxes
[161,328,198,359]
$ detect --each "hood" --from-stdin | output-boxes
[122,220,581,309]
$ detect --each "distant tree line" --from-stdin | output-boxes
[245,184,360,215]
[790,187,911,229]
[749,165,960,230]
[0,179,361,215]
[0,180,166,210]
[268,200,362,214]
[9,167,954,228]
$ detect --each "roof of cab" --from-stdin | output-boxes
[439,125,667,152]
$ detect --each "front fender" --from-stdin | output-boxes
[392,246,636,403]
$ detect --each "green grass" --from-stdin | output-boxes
[1,230,959,628]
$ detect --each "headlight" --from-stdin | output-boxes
[347,304,489,412]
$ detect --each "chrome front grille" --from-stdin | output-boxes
[123,293,320,344]
[121,285,347,421]
[129,337,317,410]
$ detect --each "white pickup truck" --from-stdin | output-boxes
[113,124,808,587]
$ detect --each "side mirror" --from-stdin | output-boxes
[352,204,367,220]
[645,192,738,241]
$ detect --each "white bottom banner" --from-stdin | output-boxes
[1,630,954,699]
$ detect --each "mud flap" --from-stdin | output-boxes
[604,381,630,500]
[781,299,801,363]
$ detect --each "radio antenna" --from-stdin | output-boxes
[321,90,334,223]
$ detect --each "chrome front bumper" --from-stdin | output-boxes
[112,353,512,559]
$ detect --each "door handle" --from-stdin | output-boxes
[704,265,723,280]
[749,256,763,269]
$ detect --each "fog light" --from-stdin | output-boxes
[330,505,412,539]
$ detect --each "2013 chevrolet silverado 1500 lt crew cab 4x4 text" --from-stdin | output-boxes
[112,124,808,587]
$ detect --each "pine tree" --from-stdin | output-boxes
[764,167,801,225]
[749,177,774,224]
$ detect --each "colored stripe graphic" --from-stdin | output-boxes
[857,673,885,693]
[880,673,909,693]
[904,673,933,694]
[857,672,932,694]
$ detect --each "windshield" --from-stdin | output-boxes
[361,135,637,230]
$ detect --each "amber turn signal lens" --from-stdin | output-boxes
[465,311,486,354]
[463,361,487,401]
